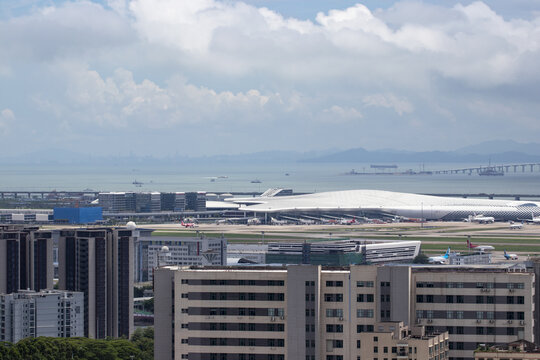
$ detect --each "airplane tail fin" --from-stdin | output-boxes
[444,247,451,258]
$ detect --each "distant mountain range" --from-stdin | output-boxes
[2,140,540,165]
[302,140,540,163]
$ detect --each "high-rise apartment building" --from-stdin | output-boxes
[0,225,53,294]
[57,227,134,339]
[0,289,84,343]
[154,264,534,360]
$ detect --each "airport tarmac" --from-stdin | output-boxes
[148,220,540,259]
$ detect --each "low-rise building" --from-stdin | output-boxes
[134,233,227,282]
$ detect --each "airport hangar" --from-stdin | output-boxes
[227,189,540,221]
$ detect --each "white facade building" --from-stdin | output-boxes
[0,290,84,343]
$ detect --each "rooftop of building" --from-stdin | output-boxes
[476,340,540,354]
[158,263,530,273]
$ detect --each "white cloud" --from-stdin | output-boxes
[1,1,540,154]
[0,108,15,134]
[48,64,289,128]
[362,93,414,116]
[320,105,362,123]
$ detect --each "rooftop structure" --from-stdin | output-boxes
[475,340,540,359]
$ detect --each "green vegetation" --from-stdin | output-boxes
[412,253,430,264]
[0,328,153,360]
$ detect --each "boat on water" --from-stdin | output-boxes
[132,180,143,187]
[251,179,262,184]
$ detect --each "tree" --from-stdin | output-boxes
[413,253,430,264]
[131,327,154,360]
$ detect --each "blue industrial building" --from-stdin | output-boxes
[53,207,103,224]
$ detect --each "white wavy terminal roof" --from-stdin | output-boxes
[232,189,540,213]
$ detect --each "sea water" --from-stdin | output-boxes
[0,163,539,197]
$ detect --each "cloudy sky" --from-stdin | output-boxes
[1,0,540,157]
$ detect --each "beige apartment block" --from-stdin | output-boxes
[411,266,535,360]
[154,264,534,360]
[358,321,449,360]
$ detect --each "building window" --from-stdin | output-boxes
[507,296,515,304]
[446,295,453,303]
[476,296,484,304]
[507,312,515,320]
[456,295,464,303]
[476,311,483,320]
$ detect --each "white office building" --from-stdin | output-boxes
[0,290,84,343]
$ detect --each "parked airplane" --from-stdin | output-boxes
[339,218,357,225]
[270,217,288,225]
[181,220,197,228]
[465,214,495,224]
[504,250,518,260]
[466,238,494,252]
[519,212,540,224]
[428,247,451,264]
[392,215,423,223]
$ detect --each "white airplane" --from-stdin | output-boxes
[247,217,261,225]
[465,214,495,224]
[466,238,494,252]
[509,222,523,230]
[270,217,288,225]
[428,247,451,264]
[504,250,518,260]
[519,212,540,224]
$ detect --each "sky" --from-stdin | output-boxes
[1,0,540,157]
